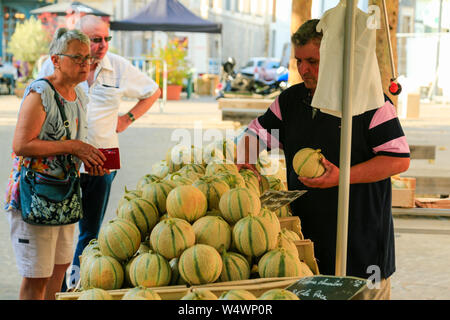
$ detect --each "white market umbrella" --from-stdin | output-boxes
[335,0,357,277]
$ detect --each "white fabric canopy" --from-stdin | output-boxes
[312,0,385,117]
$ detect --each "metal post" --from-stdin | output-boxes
[335,0,357,277]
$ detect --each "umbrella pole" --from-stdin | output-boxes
[335,0,357,277]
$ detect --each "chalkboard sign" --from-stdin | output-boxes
[285,276,368,300]
[260,190,307,211]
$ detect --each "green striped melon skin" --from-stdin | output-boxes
[151,161,169,179]
[232,215,278,257]
[122,287,162,300]
[192,216,231,253]
[117,198,159,241]
[258,289,300,300]
[178,244,223,285]
[219,251,250,282]
[203,139,237,164]
[205,161,239,176]
[123,255,139,288]
[181,289,218,300]
[150,218,195,260]
[81,239,100,262]
[163,173,194,187]
[166,185,207,223]
[117,188,143,209]
[259,207,281,235]
[219,289,257,300]
[219,187,261,225]
[80,254,124,290]
[165,146,184,173]
[129,251,171,287]
[78,288,113,300]
[273,205,292,217]
[193,176,230,211]
[179,163,206,175]
[266,175,287,191]
[257,248,303,278]
[169,257,188,285]
[239,169,261,196]
[281,228,302,241]
[136,174,161,191]
[276,232,299,258]
[141,180,175,214]
[98,218,141,261]
[214,171,246,189]
[292,148,325,178]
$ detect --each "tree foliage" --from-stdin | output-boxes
[7,16,50,65]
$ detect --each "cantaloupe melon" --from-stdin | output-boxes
[192,176,230,211]
[178,244,222,285]
[258,289,300,300]
[292,147,325,178]
[122,286,162,300]
[117,198,159,241]
[78,288,113,300]
[150,217,195,260]
[141,180,175,214]
[129,251,171,287]
[192,215,231,253]
[232,213,278,257]
[218,289,257,300]
[98,218,141,261]
[219,187,261,224]
[219,250,251,282]
[166,185,207,223]
[80,253,124,290]
[258,247,309,278]
[181,289,218,300]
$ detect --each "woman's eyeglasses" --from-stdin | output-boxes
[90,36,112,44]
[57,54,96,65]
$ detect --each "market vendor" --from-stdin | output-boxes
[236,19,410,299]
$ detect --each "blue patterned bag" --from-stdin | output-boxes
[19,78,83,225]
[20,158,82,225]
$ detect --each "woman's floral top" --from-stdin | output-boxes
[4,79,88,212]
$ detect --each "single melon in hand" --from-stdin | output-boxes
[292,148,325,178]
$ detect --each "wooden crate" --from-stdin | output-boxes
[278,216,303,239]
[56,285,189,300]
[189,276,304,299]
[392,177,416,208]
[294,239,320,275]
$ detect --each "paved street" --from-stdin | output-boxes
[0,93,449,300]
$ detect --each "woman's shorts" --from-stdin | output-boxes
[6,211,76,278]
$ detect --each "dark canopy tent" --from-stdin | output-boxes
[110,0,222,33]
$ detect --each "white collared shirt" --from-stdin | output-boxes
[38,52,159,149]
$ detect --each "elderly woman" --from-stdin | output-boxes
[4,28,108,300]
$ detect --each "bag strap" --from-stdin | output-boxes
[23,78,76,169]
[38,78,72,141]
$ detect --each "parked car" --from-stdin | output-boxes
[256,58,282,82]
[239,57,267,78]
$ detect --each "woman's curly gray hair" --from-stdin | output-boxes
[49,28,90,55]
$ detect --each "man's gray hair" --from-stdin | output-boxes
[49,28,90,55]
[291,19,323,47]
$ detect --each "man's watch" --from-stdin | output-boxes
[126,111,135,122]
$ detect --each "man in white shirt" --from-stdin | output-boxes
[38,15,161,291]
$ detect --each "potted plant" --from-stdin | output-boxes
[7,16,50,98]
[157,39,190,100]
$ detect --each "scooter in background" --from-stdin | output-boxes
[252,66,289,96]
[216,57,255,98]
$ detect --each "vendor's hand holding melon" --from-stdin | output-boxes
[292,148,326,178]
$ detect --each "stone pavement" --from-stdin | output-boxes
[0,93,449,300]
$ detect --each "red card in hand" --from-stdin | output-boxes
[99,148,121,169]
